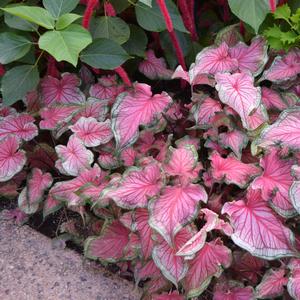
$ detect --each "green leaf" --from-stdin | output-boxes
[123,24,148,57]
[4,12,38,31]
[140,0,152,7]
[264,25,285,50]
[42,0,79,18]
[80,38,130,70]
[38,24,92,67]
[109,0,130,13]
[135,0,188,33]
[55,13,81,30]
[274,4,291,22]
[0,32,32,64]
[1,65,39,106]
[91,16,130,44]
[280,30,298,44]
[2,5,55,29]
[228,0,270,33]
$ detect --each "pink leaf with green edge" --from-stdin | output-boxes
[55,135,94,176]
[215,24,243,47]
[19,168,53,214]
[40,105,80,130]
[149,184,207,245]
[214,280,254,300]
[229,36,268,76]
[139,50,173,80]
[120,147,136,166]
[50,164,105,206]
[164,145,201,184]
[175,136,200,150]
[41,73,85,106]
[84,220,130,262]
[0,113,38,141]
[97,152,119,170]
[232,251,266,284]
[153,291,184,300]
[290,181,300,215]
[152,228,192,286]
[191,97,222,128]
[172,65,189,82]
[43,193,63,218]
[261,87,287,110]
[215,73,261,129]
[251,149,296,218]
[135,208,154,260]
[190,42,238,77]
[257,107,300,150]
[104,163,162,209]
[23,90,41,113]
[69,117,113,147]
[0,136,26,182]
[261,49,300,83]
[219,130,248,159]
[72,98,109,123]
[210,151,261,188]
[27,144,56,172]
[287,259,300,300]
[184,239,232,298]
[0,104,17,117]
[111,83,172,150]
[243,104,269,130]
[222,189,297,260]
[255,268,288,299]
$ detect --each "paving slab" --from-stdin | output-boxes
[0,212,141,300]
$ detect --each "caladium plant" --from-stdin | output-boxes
[1,0,300,299]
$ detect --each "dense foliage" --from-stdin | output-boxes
[1,0,300,299]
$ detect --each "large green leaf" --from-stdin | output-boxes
[2,5,55,29]
[228,0,270,33]
[109,0,130,13]
[38,24,92,66]
[0,32,32,64]
[80,38,130,70]
[135,0,187,33]
[42,0,79,19]
[55,13,81,30]
[1,65,39,106]
[123,24,148,57]
[92,16,130,45]
[4,12,38,31]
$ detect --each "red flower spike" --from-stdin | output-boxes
[104,2,116,17]
[269,0,276,12]
[82,0,99,29]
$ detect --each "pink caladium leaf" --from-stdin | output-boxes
[243,104,269,131]
[27,144,56,172]
[55,135,94,176]
[19,168,52,214]
[120,147,136,166]
[139,50,173,80]
[43,193,63,218]
[255,268,288,299]
[190,42,238,78]
[261,87,287,110]
[219,130,248,159]
[184,239,232,298]
[0,103,17,117]
[191,97,222,128]
[111,83,172,150]
[290,180,300,215]
[229,36,268,76]
[215,72,261,129]
[69,117,113,147]
[39,105,80,130]
[214,280,254,300]
[257,107,300,150]
[152,228,192,286]
[251,149,296,218]
[50,164,105,206]
[23,90,41,113]
[41,73,85,106]
[134,208,154,259]
[210,151,261,188]
[164,145,201,184]
[0,113,38,141]
[84,220,130,262]
[72,98,109,123]
[215,24,243,47]
[287,259,300,300]
[149,183,207,245]
[222,189,297,259]
[97,152,119,170]
[261,49,300,83]
[153,291,184,300]
[0,136,26,182]
[103,163,162,209]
